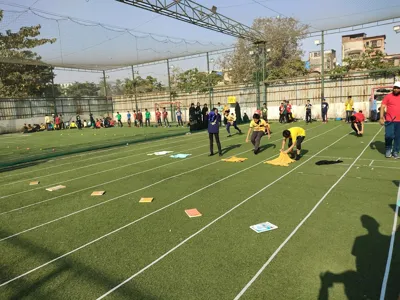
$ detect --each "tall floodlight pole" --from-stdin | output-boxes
[262,43,266,107]
[51,67,57,115]
[103,70,111,115]
[131,65,138,111]
[166,59,174,121]
[321,31,325,100]
[206,52,212,108]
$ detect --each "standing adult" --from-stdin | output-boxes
[55,115,60,130]
[371,95,378,122]
[89,113,95,128]
[59,114,65,129]
[208,108,222,157]
[202,103,209,129]
[235,102,242,124]
[345,96,354,123]
[155,108,162,126]
[45,114,51,131]
[379,82,400,158]
[321,98,329,123]
[195,102,202,128]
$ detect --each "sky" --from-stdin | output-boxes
[1,0,400,84]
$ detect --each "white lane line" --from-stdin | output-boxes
[0,134,243,213]
[95,129,349,299]
[0,130,208,180]
[233,127,383,300]
[369,160,374,167]
[0,123,294,206]
[0,135,212,188]
[0,125,334,286]
[0,126,304,240]
[379,186,399,300]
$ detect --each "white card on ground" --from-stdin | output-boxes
[46,185,66,192]
[250,222,278,233]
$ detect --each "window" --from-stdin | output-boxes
[371,40,382,48]
[365,41,370,47]
[377,40,382,47]
[314,52,320,58]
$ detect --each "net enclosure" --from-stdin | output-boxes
[1,0,400,70]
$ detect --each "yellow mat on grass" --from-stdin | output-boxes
[265,152,295,167]
[221,156,248,163]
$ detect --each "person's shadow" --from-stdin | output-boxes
[318,214,399,300]
[370,141,386,155]
[221,144,241,155]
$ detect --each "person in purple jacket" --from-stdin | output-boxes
[208,108,223,157]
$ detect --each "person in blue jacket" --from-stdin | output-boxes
[208,108,223,157]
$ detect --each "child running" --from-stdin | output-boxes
[225,110,242,137]
[246,113,271,155]
[281,127,306,161]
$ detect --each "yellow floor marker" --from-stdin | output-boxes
[91,191,106,196]
[221,156,248,163]
[46,185,66,191]
[139,197,154,203]
[29,181,40,185]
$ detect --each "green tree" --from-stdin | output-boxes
[63,82,100,98]
[330,48,400,79]
[0,10,56,97]
[123,76,164,95]
[220,17,309,83]
[172,68,222,93]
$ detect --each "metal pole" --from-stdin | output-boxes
[321,31,325,100]
[51,68,57,115]
[256,50,261,109]
[262,43,267,107]
[131,65,138,111]
[206,52,212,108]
[102,70,110,115]
[166,59,174,122]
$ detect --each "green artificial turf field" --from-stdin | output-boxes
[0,121,399,300]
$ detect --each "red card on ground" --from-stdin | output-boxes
[185,208,202,218]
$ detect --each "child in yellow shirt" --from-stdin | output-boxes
[225,110,242,137]
[246,113,271,154]
[281,127,306,160]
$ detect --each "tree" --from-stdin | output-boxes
[172,68,222,93]
[220,17,309,84]
[0,10,56,97]
[63,82,100,98]
[123,76,164,95]
[330,48,400,79]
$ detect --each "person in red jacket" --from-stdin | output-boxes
[350,110,365,137]
[155,108,162,127]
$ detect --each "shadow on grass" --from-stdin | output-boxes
[0,229,158,299]
[0,160,47,174]
[221,144,241,155]
[258,143,276,153]
[370,141,386,155]
[318,214,400,300]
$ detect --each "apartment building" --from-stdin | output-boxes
[308,49,337,73]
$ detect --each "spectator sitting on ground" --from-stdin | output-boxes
[39,123,46,131]
[22,123,28,133]
[70,121,77,129]
[83,120,88,128]
[95,119,101,128]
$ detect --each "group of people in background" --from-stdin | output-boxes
[124,108,172,128]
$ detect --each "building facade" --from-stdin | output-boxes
[308,49,337,73]
[342,33,386,62]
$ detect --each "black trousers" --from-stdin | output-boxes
[351,122,361,134]
[322,111,328,122]
[346,110,352,122]
[288,136,305,150]
[306,110,312,123]
[251,131,264,150]
[279,114,286,123]
[209,133,222,154]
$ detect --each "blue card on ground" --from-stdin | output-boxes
[250,222,278,233]
[397,199,400,207]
